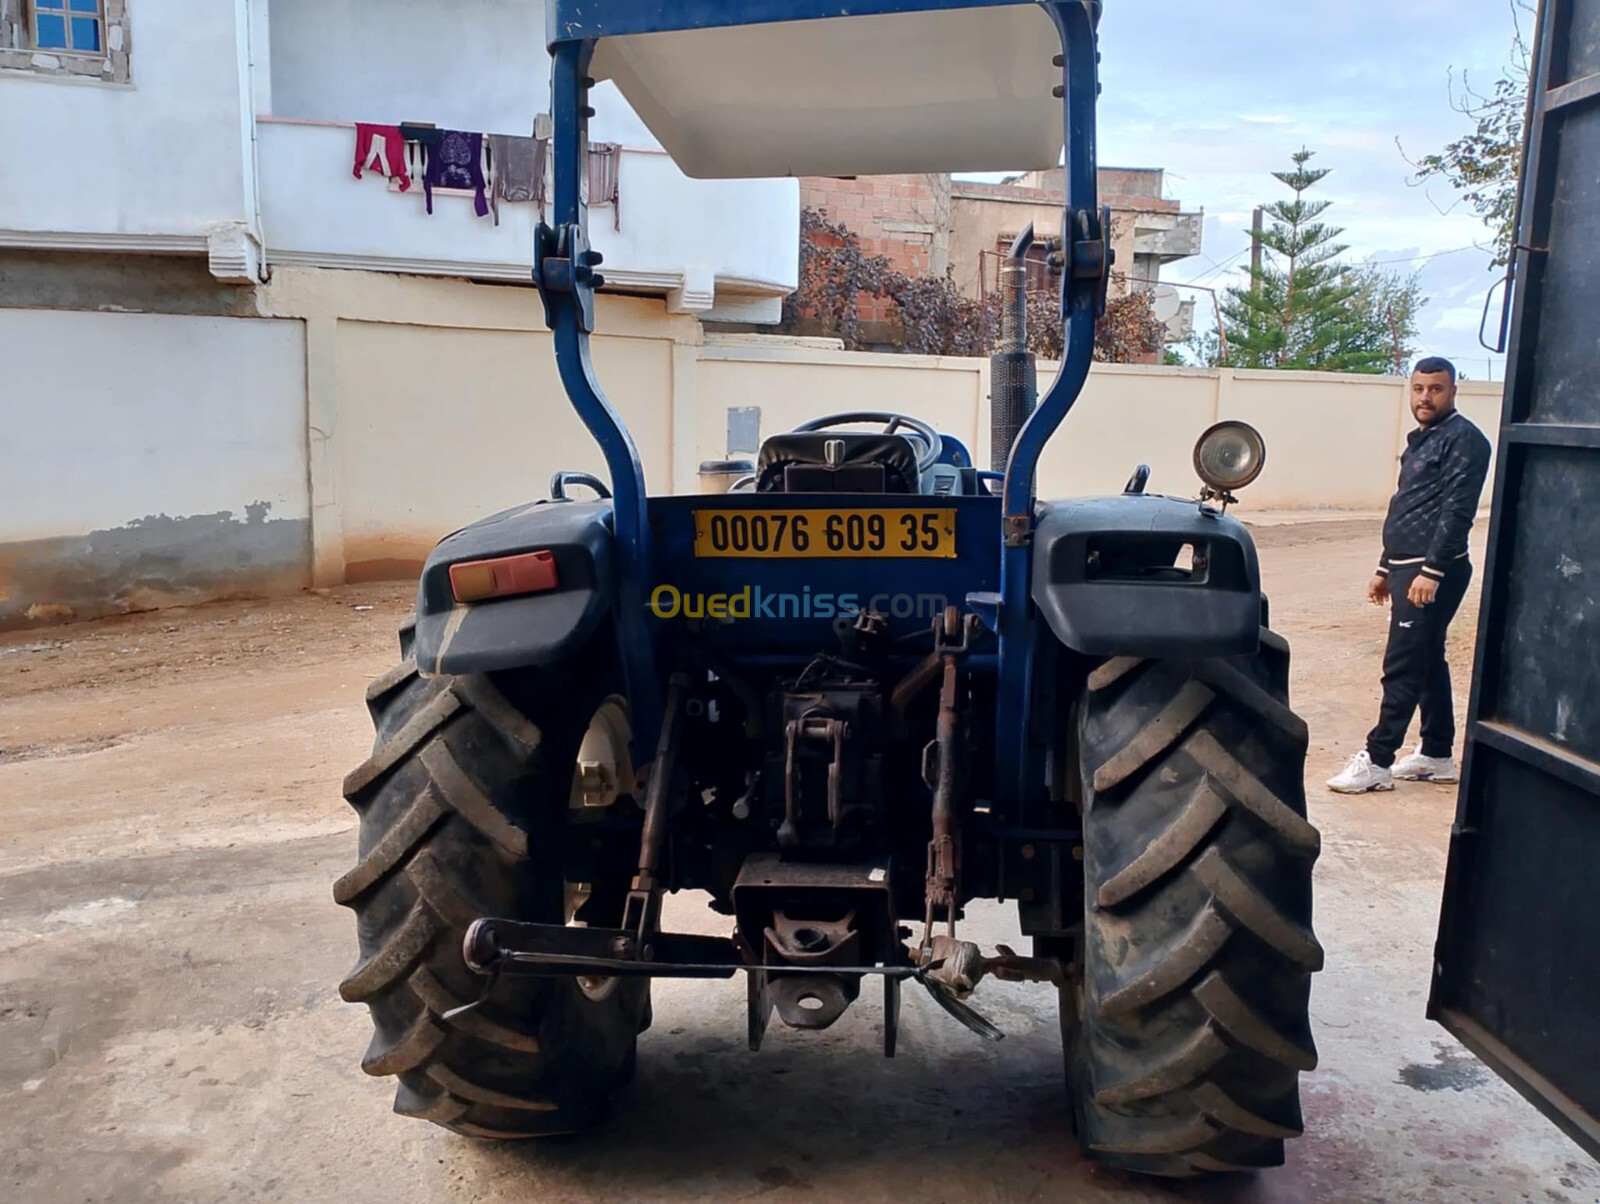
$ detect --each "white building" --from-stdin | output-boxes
[0,0,798,626]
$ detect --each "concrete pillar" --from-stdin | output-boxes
[670,340,700,494]
[1391,376,1412,466]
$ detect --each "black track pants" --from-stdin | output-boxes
[1365,561,1473,768]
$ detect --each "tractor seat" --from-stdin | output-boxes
[756,433,921,494]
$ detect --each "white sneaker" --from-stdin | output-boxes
[1327,750,1395,794]
[1393,747,1460,783]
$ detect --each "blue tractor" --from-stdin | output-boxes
[336,0,1321,1177]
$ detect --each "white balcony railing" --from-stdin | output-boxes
[255,118,798,316]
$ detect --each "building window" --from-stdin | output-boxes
[1,0,128,82]
[34,0,103,54]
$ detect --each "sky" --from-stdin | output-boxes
[1089,0,1527,379]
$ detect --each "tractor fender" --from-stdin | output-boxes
[1031,495,1262,659]
[412,499,616,676]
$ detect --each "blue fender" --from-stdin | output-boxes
[1031,495,1263,659]
[412,500,616,677]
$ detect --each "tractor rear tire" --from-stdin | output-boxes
[335,618,649,1138]
[1067,633,1321,1176]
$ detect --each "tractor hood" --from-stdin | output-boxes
[574,2,1067,179]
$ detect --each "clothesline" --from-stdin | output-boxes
[344,118,622,228]
[345,121,622,229]
[256,114,664,157]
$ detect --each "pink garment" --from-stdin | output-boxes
[353,123,410,192]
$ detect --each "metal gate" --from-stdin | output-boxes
[1429,0,1600,1160]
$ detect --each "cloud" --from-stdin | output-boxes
[1093,0,1520,372]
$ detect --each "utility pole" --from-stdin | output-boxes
[1212,289,1231,367]
[1250,207,1264,289]
[927,172,952,279]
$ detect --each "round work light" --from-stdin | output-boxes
[1193,421,1267,494]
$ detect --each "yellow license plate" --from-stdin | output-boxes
[693,508,957,559]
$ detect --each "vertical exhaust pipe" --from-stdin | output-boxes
[990,224,1039,472]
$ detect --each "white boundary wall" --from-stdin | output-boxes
[694,343,1502,510]
[0,276,1503,625]
[0,309,309,626]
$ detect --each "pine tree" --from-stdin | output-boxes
[1220,149,1396,374]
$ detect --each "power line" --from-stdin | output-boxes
[1358,243,1489,268]
[1176,240,1488,294]
[1176,243,1252,287]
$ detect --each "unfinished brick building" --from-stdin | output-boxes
[795,167,1203,348]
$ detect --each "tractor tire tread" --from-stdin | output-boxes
[1098,901,1233,1016]
[338,899,440,1004]
[338,646,646,1139]
[452,674,543,759]
[1183,729,1320,855]
[342,689,462,798]
[366,657,421,708]
[410,965,541,1053]
[1191,848,1324,971]
[1091,678,1215,793]
[394,1082,470,1126]
[332,784,448,905]
[1193,971,1317,1071]
[1096,779,1227,908]
[417,742,530,858]
[1068,640,1320,1177]
[362,1011,448,1077]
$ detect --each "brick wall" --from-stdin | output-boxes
[803,171,1188,327]
[801,175,939,324]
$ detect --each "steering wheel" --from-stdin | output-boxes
[793,411,944,474]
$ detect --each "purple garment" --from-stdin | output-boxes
[422,130,489,217]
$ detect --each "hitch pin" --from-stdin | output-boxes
[441,959,502,1021]
[444,919,506,1020]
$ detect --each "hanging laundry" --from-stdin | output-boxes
[487,134,547,226]
[398,124,444,149]
[398,125,442,191]
[421,129,490,218]
[587,142,622,231]
[352,123,411,192]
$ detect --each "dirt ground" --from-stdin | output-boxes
[2,517,1595,1203]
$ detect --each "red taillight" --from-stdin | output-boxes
[449,550,560,603]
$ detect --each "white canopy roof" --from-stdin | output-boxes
[589,6,1065,179]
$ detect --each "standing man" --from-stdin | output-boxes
[1329,357,1493,794]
